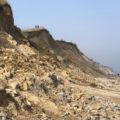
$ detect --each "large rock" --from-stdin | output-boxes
[0,0,14,33]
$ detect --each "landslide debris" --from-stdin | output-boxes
[0,32,119,120]
[0,1,119,120]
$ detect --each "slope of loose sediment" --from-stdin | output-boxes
[0,32,119,120]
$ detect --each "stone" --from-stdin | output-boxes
[0,112,7,120]
[56,56,63,62]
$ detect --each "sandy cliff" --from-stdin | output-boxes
[0,1,119,120]
[23,28,114,76]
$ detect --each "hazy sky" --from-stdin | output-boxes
[9,0,120,73]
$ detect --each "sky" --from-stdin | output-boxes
[9,0,120,73]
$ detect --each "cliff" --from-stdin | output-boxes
[0,1,119,120]
[0,0,24,43]
[0,0,113,76]
[0,0,14,33]
[22,28,114,76]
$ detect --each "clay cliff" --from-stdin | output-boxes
[0,0,113,76]
[0,0,24,42]
[23,28,114,76]
[0,1,119,120]
[0,0,14,33]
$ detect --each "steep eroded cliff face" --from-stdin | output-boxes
[0,0,14,33]
[0,1,119,120]
[22,28,114,76]
[0,0,24,43]
[0,0,114,76]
